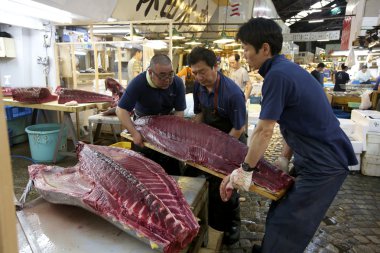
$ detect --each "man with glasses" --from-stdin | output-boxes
[187,47,247,246]
[116,54,186,174]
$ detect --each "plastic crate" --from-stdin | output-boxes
[348,102,360,109]
[5,106,33,120]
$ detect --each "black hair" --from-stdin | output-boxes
[150,54,172,69]
[131,48,142,56]
[187,47,217,68]
[236,17,283,55]
[341,64,348,70]
[234,54,240,62]
[317,63,325,68]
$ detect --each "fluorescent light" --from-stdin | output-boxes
[107,17,118,22]
[0,9,44,30]
[331,50,349,56]
[317,39,330,41]
[331,4,337,7]
[145,40,167,49]
[309,19,324,23]
[4,0,73,23]
[93,28,130,34]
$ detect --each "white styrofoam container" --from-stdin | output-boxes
[366,132,380,156]
[349,153,361,171]
[351,110,374,124]
[339,118,355,136]
[351,110,380,133]
[349,138,363,154]
[352,122,369,151]
[361,154,380,176]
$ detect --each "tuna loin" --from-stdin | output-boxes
[12,87,57,103]
[134,115,294,195]
[28,143,199,253]
[58,88,114,104]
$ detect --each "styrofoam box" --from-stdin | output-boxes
[366,132,380,156]
[351,110,374,124]
[338,118,355,136]
[349,137,363,153]
[351,109,380,133]
[349,153,361,171]
[352,122,369,151]
[361,154,380,177]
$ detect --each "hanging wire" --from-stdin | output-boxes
[224,0,229,31]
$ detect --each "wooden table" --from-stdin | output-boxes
[121,132,285,201]
[17,176,208,253]
[3,98,110,162]
[330,93,361,111]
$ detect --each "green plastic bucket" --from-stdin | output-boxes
[25,124,67,162]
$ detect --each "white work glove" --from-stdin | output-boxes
[275,156,290,173]
[220,167,253,202]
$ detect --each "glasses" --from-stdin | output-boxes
[151,69,175,81]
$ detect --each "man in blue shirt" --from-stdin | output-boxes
[116,54,186,174]
[117,54,186,146]
[220,18,357,253]
[188,47,247,245]
[311,62,326,86]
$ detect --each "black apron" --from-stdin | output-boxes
[199,74,242,241]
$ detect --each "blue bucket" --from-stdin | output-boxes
[25,124,67,162]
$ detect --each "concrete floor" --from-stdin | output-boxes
[9,130,380,253]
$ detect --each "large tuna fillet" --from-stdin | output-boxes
[28,143,199,253]
[134,115,294,196]
[12,87,57,103]
[58,88,114,104]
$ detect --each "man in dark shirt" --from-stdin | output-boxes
[220,18,357,253]
[188,47,246,245]
[116,54,186,174]
[311,62,326,86]
[334,64,350,91]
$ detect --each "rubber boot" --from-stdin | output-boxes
[223,205,241,245]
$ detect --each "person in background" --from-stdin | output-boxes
[127,48,143,82]
[333,64,350,91]
[177,66,195,94]
[374,75,380,91]
[188,47,247,245]
[116,54,186,175]
[355,65,373,84]
[311,62,325,86]
[220,18,357,253]
[228,54,253,101]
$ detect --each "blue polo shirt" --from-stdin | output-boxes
[118,71,186,115]
[259,55,357,168]
[193,72,246,130]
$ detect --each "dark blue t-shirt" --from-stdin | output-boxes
[118,71,186,116]
[259,55,357,168]
[193,72,246,130]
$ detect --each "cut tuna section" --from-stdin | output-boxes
[28,143,199,253]
[12,87,57,103]
[58,88,114,104]
[134,115,294,195]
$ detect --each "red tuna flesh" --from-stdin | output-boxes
[28,143,199,253]
[134,115,294,194]
[12,87,57,103]
[58,89,114,104]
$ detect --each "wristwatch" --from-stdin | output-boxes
[241,162,257,172]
